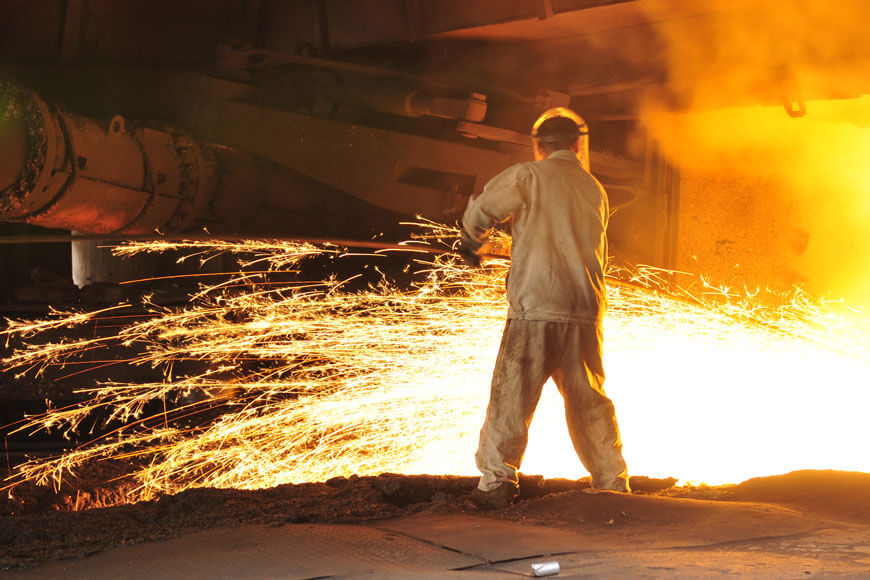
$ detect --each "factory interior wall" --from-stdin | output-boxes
[674,169,818,299]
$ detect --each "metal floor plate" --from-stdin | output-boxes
[5,523,483,580]
[9,493,870,579]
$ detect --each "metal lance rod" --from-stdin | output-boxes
[0,231,436,253]
[0,231,511,261]
[0,232,443,251]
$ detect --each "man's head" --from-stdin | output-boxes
[531,109,589,167]
[533,116,581,154]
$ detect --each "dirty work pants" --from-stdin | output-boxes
[475,319,629,492]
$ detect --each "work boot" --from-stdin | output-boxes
[471,483,519,509]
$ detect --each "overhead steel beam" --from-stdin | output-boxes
[59,0,86,63]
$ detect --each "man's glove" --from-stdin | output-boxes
[457,230,482,268]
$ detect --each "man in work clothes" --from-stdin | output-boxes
[459,111,630,508]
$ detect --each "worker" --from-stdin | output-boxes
[458,109,630,508]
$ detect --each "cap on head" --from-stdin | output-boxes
[532,116,585,144]
[531,107,590,169]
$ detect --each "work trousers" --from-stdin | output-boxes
[475,319,629,492]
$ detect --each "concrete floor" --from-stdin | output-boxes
[8,490,870,579]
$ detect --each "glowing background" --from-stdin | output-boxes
[4,233,868,501]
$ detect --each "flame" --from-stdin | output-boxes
[2,224,868,504]
[642,100,870,307]
[634,1,870,306]
[639,0,870,112]
[629,2,870,483]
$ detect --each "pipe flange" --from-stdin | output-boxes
[0,82,49,215]
[163,132,215,232]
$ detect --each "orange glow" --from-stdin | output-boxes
[637,0,870,306]
[644,99,870,307]
[3,229,868,502]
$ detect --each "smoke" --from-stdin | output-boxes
[640,0,870,111]
[637,0,870,305]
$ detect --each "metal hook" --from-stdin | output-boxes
[784,100,806,118]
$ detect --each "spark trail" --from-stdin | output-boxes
[2,224,868,506]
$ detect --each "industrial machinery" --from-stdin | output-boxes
[2,0,867,298]
[0,1,657,291]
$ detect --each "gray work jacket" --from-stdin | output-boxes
[461,149,609,325]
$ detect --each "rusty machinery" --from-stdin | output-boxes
[0,46,543,237]
[0,82,215,235]
[0,39,647,287]
[0,41,642,232]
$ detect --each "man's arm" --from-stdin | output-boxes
[458,164,528,265]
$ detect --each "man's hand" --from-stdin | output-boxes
[458,230,482,268]
[458,243,481,268]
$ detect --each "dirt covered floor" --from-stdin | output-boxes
[2,468,870,575]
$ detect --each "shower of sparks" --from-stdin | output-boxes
[1,223,869,506]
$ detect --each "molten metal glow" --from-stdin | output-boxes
[2,226,868,504]
[643,100,870,307]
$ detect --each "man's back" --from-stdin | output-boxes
[461,148,609,325]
